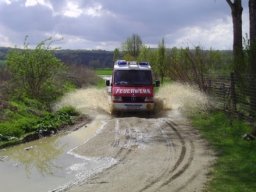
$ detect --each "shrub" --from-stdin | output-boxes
[66,64,100,88]
[6,36,65,101]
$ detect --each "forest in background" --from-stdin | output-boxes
[0,47,114,68]
[0,46,233,70]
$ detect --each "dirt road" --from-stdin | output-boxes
[65,110,215,192]
[52,84,215,192]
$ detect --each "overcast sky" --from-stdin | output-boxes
[0,0,250,50]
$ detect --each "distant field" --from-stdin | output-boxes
[0,60,6,66]
[95,68,112,76]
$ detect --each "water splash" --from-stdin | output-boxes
[156,82,209,114]
[54,83,209,117]
[54,88,110,115]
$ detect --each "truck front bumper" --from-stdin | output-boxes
[111,102,154,112]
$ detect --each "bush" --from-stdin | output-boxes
[6,36,65,101]
[0,106,79,138]
[24,107,78,133]
[57,106,79,116]
[66,64,100,88]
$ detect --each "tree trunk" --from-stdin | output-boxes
[249,0,256,116]
[226,0,244,75]
[249,0,256,73]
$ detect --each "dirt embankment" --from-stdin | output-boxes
[54,83,215,192]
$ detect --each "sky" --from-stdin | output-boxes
[0,0,250,50]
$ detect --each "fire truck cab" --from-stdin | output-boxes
[106,60,160,113]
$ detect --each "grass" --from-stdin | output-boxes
[0,98,44,137]
[96,78,106,88]
[0,96,79,148]
[192,111,256,192]
[0,60,6,66]
[95,68,113,76]
[94,68,112,88]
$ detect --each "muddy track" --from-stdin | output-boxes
[137,120,194,192]
[68,112,215,192]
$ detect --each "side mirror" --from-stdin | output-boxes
[155,80,160,87]
[106,80,110,86]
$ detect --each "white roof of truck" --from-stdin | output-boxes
[114,60,152,70]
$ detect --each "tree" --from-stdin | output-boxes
[226,0,244,75]
[248,0,256,115]
[113,48,120,62]
[122,34,143,59]
[7,37,64,100]
[249,0,256,74]
[157,38,167,83]
[137,45,151,62]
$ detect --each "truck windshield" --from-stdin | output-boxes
[114,70,152,86]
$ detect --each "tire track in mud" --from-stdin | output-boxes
[68,117,207,192]
[136,122,174,192]
[87,118,191,192]
[90,118,137,182]
[136,121,183,192]
[112,118,134,160]
[173,169,203,192]
[159,121,195,188]
[91,118,170,186]
[138,120,195,192]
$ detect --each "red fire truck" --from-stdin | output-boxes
[106,60,160,114]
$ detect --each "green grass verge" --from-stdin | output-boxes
[95,68,112,88]
[0,97,79,148]
[192,111,256,192]
[96,78,106,88]
[0,98,45,137]
[95,68,113,76]
[0,60,6,66]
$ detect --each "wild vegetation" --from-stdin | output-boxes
[0,38,99,148]
[0,47,114,69]
[192,111,256,192]
[55,49,113,68]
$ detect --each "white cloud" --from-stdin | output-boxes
[25,0,53,10]
[167,17,234,50]
[0,0,249,50]
[47,34,119,50]
[0,33,13,47]
[61,2,113,18]
[0,0,12,5]
[63,1,82,18]
[95,41,120,50]
[84,3,103,17]
[25,0,38,6]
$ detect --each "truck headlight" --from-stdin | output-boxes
[112,96,122,102]
[145,97,154,102]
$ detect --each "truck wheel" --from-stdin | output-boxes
[110,109,119,116]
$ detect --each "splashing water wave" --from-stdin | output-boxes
[156,82,209,114]
[54,88,111,115]
[54,83,209,116]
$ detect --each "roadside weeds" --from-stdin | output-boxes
[192,111,256,192]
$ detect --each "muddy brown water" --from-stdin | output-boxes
[0,114,116,192]
[0,83,214,192]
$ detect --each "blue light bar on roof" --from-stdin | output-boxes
[117,60,127,66]
[139,62,149,66]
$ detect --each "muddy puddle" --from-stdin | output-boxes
[0,83,210,192]
[0,114,116,192]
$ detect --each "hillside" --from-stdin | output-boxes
[0,47,114,68]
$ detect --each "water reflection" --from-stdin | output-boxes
[0,135,67,177]
[0,110,114,192]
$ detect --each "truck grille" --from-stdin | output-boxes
[122,97,145,103]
